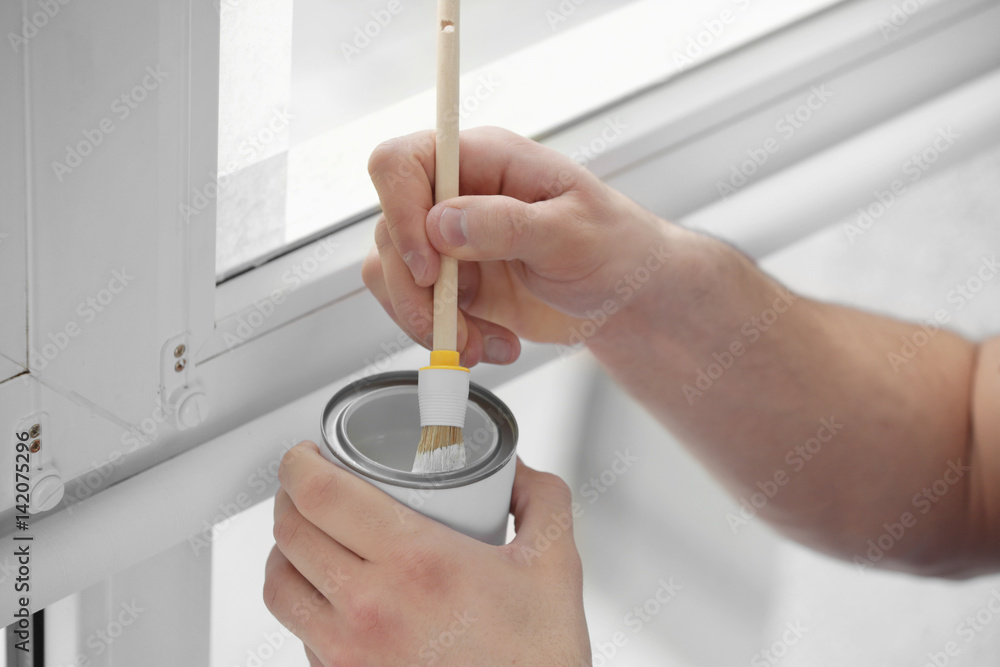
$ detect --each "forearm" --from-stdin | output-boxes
[587,223,996,576]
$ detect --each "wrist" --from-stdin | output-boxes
[585,222,783,364]
[585,221,714,347]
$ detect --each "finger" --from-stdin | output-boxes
[263,545,337,639]
[457,126,591,200]
[462,312,520,366]
[372,219,435,347]
[373,218,475,355]
[508,458,578,562]
[365,249,514,366]
[278,441,437,562]
[455,258,480,312]
[426,193,597,271]
[304,646,323,667]
[363,244,419,343]
[368,132,439,286]
[368,128,589,283]
[273,488,364,601]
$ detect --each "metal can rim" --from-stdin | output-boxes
[320,371,518,489]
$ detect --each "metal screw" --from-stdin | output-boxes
[29,440,41,453]
[175,359,187,372]
[29,424,40,438]
[174,344,186,358]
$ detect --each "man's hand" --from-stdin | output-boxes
[361,125,1000,577]
[362,126,673,367]
[264,441,591,666]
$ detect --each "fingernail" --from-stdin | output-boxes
[402,251,427,282]
[438,207,468,247]
[458,285,473,310]
[484,336,512,364]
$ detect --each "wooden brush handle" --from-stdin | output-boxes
[433,0,460,354]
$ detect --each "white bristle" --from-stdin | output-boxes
[412,442,467,474]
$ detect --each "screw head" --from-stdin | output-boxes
[174,344,186,358]
[175,359,187,372]
[29,440,41,453]
[29,424,40,438]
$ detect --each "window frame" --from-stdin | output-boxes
[3,0,1000,649]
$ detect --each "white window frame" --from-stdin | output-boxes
[2,0,1000,662]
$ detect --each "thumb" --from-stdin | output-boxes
[508,458,578,561]
[426,195,579,266]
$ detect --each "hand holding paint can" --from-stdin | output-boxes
[320,372,517,545]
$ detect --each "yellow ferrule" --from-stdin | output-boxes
[422,350,469,372]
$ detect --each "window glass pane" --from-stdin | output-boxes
[215,0,845,280]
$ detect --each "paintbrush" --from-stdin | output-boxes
[412,0,469,474]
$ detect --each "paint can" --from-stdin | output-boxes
[320,371,517,545]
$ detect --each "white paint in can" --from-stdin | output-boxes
[320,371,518,545]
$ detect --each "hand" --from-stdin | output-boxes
[264,441,591,666]
[362,126,671,367]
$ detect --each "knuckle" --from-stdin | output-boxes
[343,589,387,634]
[497,200,531,252]
[368,138,402,179]
[272,511,300,549]
[360,251,382,290]
[392,545,450,591]
[278,443,306,479]
[538,471,573,506]
[297,472,339,515]
[262,575,281,613]
[315,640,362,667]
[395,294,430,330]
[373,217,392,249]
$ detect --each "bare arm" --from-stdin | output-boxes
[587,227,1000,576]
